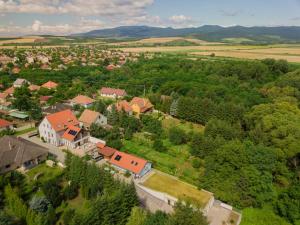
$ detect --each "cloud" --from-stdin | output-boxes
[169,15,192,23]
[32,20,42,32]
[291,16,300,21]
[0,0,154,17]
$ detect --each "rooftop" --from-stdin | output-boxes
[79,109,100,126]
[71,95,95,105]
[41,81,58,89]
[100,87,127,96]
[141,171,213,208]
[45,109,79,132]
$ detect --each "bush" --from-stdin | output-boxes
[62,208,75,225]
[63,183,78,200]
[192,158,201,169]
[29,196,51,213]
[153,138,167,152]
[168,127,187,145]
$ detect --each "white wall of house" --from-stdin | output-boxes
[96,114,107,126]
[38,118,61,146]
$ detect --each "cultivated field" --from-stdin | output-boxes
[108,37,222,46]
[0,36,46,45]
[120,45,300,63]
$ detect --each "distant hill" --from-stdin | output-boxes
[74,25,300,43]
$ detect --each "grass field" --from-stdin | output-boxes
[119,44,300,63]
[26,163,63,183]
[162,117,205,133]
[240,207,291,225]
[141,171,212,208]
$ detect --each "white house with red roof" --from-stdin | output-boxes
[38,109,89,148]
[70,95,95,108]
[0,119,13,131]
[110,150,152,178]
[99,87,127,99]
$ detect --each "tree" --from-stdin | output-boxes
[42,179,62,207]
[167,202,208,225]
[168,127,187,145]
[4,185,27,220]
[0,211,14,225]
[13,86,32,111]
[126,207,147,225]
[144,211,169,225]
[62,208,75,225]
[29,196,51,213]
[153,138,166,152]
[141,115,162,135]
[204,119,243,140]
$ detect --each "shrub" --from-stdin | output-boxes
[168,127,187,145]
[192,158,201,169]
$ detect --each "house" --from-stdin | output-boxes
[41,81,58,90]
[98,146,117,160]
[70,95,95,108]
[29,84,41,92]
[79,109,107,129]
[40,96,52,104]
[0,136,48,174]
[110,151,152,178]
[106,64,116,71]
[4,86,15,96]
[12,67,21,74]
[108,100,133,115]
[13,78,30,88]
[99,87,127,99]
[0,119,13,131]
[38,109,89,148]
[130,97,153,115]
[42,103,73,115]
[0,92,8,104]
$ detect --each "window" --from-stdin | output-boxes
[5,164,10,169]
[115,155,122,161]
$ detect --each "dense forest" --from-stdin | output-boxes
[0,55,300,224]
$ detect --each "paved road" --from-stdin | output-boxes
[19,134,66,163]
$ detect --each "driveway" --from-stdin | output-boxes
[19,134,66,163]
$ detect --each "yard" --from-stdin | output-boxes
[162,116,205,133]
[26,163,63,183]
[141,171,212,208]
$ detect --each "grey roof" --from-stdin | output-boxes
[0,136,48,167]
[13,78,28,86]
[43,103,72,115]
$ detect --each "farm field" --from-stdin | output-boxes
[0,36,46,45]
[120,44,300,63]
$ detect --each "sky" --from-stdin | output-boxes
[0,0,300,36]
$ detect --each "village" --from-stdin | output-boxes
[0,70,242,225]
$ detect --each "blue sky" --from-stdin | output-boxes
[0,0,300,36]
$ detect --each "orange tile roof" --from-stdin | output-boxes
[42,81,58,89]
[115,100,132,113]
[0,92,8,99]
[29,84,41,91]
[72,95,95,105]
[110,150,148,174]
[96,142,106,149]
[98,146,117,157]
[45,109,79,132]
[61,125,81,141]
[4,86,15,95]
[79,109,100,126]
[0,118,12,128]
[130,97,153,113]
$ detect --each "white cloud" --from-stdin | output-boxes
[0,0,154,17]
[169,15,192,23]
[32,20,42,32]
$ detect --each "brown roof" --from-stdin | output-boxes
[98,146,117,157]
[100,87,127,97]
[45,109,79,132]
[0,136,47,168]
[71,95,95,105]
[79,109,100,126]
[0,92,8,99]
[4,86,15,95]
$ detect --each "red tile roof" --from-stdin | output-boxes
[4,86,15,95]
[79,109,100,126]
[98,146,117,158]
[61,125,81,141]
[45,109,79,132]
[29,84,41,91]
[0,118,12,128]
[0,92,8,99]
[110,151,148,174]
[100,87,127,97]
[41,81,58,89]
[71,95,95,105]
[40,96,52,102]
[96,142,106,149]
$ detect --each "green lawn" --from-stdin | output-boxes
[26,163,63,183]
[162,117,205,133]
[122,133,203,185]
[15,127,37,136]
[141,172,212,208]
[241,207,291,225]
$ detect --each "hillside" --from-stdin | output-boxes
[74,25,300,44]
